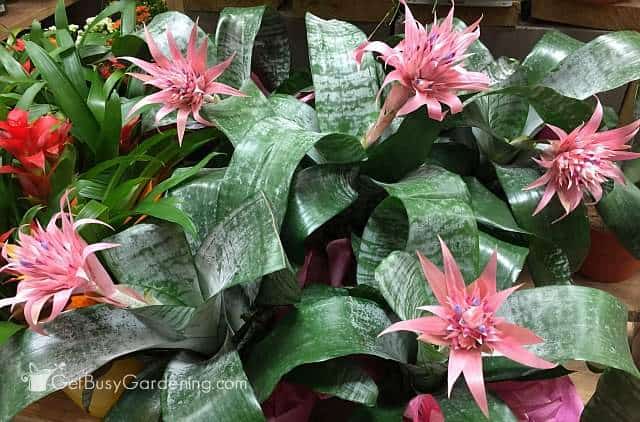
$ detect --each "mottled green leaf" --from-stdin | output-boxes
[478,231,528,289]
[521,31,583,85]
[596,177,640,258]
[306,13,380,137]
[245,296,411,401]
[101,222,203,306]
[582,369,640,422]
[464,177,527,235]
[438,387,517,421]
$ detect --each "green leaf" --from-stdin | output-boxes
[16,82,45,110]
[596,178,640,258]
[0,47,26,79]
[478,231,528,289]
[464,177,527,235]
[48,145,77,199]
[281,165,359,263]
[55,0,88,97]
[162,350,264,422]
[248,8,291,90]
[495,165,590,285]
[286,358,379,406]
[542,31,640,100]
[521,31,583,85]
[168,168,226,252]
[0,322,22,347]
[25,41,101,154]
[105,359,165,422]
[195,193,287,300]
[215,116,325,227]
[269,94,319,131]
[363,108,441,182]
[144,12,216,64]
[357,166,478,286]
[245,296,411,402]
[498,286,639,377]
[438,387,517,421]
[582,369,640,422]
[133,199,197,237]
[215,6,266,88]
[101,222,203,307]
[306,13,380,137]
[0,305,216,421]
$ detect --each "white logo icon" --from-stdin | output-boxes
[21,362,66,392]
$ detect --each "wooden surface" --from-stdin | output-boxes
[532,0,640,31]
[0,0,79,33]
[292,0,521,26]
[165,0,185,12]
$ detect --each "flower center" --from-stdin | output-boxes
[555,146,606,188]
[169,71,205,108]
[446,297,494,350]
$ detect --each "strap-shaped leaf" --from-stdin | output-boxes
[195,193,287,300]
[498,286,640,377]
[0,305,214,421]
[144,12,216,64]
[596,177,640,258]
[478,231,528,289]
[168,168,226,252]
[521,31,583,85]
[542,31,640,100]
[250,8,291,90]
[357,166,478,286]
[495,165,590,285]
[101,222,203,306]
[245,296,411,402]
[438,387,517,421]
[281,165,359,263]
[306,13,380,137]
[0,322,21,347]
[286,358,379,406]
[464,177,528,235]
[582,369,640,422]
[162,350,264,422]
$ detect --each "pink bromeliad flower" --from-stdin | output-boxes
[526,98,640,218]
[0,193,145,333]
[355,0,490,146]
[122,22,245,145]
[380,238,555,416]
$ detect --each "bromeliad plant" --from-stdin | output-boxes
[1,0,640,421]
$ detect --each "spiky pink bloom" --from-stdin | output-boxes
[0,194,143,333]
[355,0,490,146]
[380,238,555,417]
[122,22,245,145]
[526,98,640,218]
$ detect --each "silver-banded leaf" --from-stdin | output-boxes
[162,350,264,422]
[168,168,226,252]
[195,193,287,299]
[215,116,326,227]
[438,387,517,421]
[244,296,411,402]
[498,286,640,377]
[358,166,478,287]
[286,358,379,406]
[251,8,291,90]
[596,177,640,258]
[101,223,203,306]
[478,231,528,289]
[464,177,527,235]
[306,13,380,137]
[215,6,265,88]
[282,165,359,263]
[542,31,640,100]
[521,31,583,85]
[495,165,590,285]
[0,305,213,421]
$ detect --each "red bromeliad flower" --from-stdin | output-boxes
[526,98,640,218]
[0,109,72,200]
[0,193,145,333]
[121,22,245,145]
[380,238,555,416]
[355,0,490,146]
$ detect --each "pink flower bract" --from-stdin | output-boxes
[526,98,640,218]
[404,394,444,422]
[122,22,245,145]
[0,193,137,333]
[489,376,583,422]
[380,238,556,417]
[355,0,489,145]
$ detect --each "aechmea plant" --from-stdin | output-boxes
[380,239,555,416]
[0,193,145,333]
[526,98,640,218]
[122,22,245,145]
[355,0,490,146]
